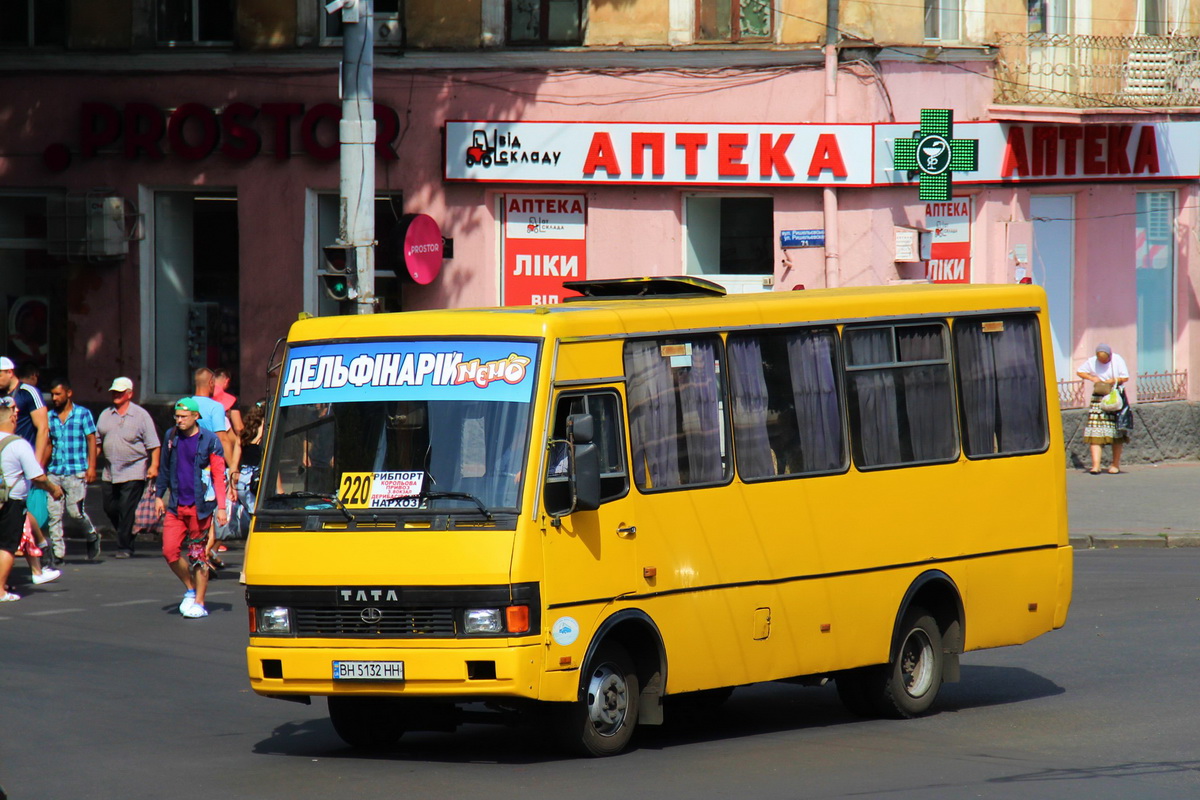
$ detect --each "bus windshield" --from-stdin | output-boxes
[260,338,538,517]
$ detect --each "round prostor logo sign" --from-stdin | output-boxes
[399,213,443,285]
[917,133,952,175]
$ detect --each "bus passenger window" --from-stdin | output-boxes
[727,328,846,480]
[624,336,731,491]
[954,315,1048,457]
[844,323,957,469]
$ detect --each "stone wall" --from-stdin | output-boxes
[1063,401,1200,468]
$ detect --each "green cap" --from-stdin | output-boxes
[174,397,202,417]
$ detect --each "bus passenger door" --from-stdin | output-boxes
[541,390,637,635]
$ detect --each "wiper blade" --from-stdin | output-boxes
[423,491,494,520]
[268,491,356,523]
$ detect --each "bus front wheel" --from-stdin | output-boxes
[328,696,405,750]
[559,641,640,757]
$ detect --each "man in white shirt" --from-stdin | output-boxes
[0,397,64,602]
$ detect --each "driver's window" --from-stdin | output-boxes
[544,391,629,507]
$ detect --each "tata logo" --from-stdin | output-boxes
[339,588,401,603]
[360,607,384,625]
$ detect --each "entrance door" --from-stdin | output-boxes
[1030,196,1074,381]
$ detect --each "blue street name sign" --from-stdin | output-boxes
[780,229,825,249]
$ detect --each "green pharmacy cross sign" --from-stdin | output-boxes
[893,109,978,202]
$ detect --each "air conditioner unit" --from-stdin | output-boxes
[373,12,403,48]
[46,195,128,260]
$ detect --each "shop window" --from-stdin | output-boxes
[508,0,582,45]
[685,197,773,291]
[924,0,961,42]
[153,193,240,396]
[0,195,62,371]
[1135,191,1175,374]
[696,0,771,41]
[727,328,846,481]
[0,0,66,46]
[844,323,957,469]
[954,315,1048,458]
[157,0,234,44]
[314,193,405,316]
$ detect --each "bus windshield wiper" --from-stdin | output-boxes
[268,490,356,523]
[423,491,494,520]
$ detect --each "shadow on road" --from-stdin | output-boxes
[249,664,1063,763]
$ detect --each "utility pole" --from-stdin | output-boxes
[326,0,375,314]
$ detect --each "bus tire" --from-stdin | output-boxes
[878,607,943,719]
[561,641,640,757]
[328,696,405,750]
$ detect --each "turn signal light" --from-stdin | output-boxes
[506,605,530,634]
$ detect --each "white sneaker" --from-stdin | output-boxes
[182,603,208,619]
[32,568,61,585]
[179,592,197,614]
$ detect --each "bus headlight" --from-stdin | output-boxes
[257,606,293,634]
[464,608,503,634]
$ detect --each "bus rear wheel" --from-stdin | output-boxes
[559,641,640,757]
[836,607,944,719]
[328,696,405,750]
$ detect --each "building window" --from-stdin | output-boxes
[1027,0,1073,34]
[508,0,582,45]
[0,194,64,370]
[1136,191,1175,374]
[696,0,772,42]
[323,0,403,45]
[685,197,773,290]
[924,0,961,42]
[0,0,67,46]
[1140,0,1166,35]
[157,0,234,45]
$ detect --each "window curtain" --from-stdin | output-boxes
[787,330,844,473]
[955,323,998,455]
[728,336,775,479]
[995,318,1046,451]
[678,339,724,484]
[897,327,956,461]
[846,329,901,466]
[624,340,681,490]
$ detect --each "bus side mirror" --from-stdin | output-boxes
[567,414,600,512]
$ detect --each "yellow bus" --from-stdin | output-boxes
[245,278,1072,756]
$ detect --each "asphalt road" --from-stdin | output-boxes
[3,543,1199,800]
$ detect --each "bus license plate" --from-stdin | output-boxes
[332,661,405,681]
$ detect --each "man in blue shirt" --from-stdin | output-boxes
[47,379,101,561]
[0,356,49,465]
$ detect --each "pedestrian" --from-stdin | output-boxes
[213,367,244,439]
[0,396,64,602]
[192,368,238,561]
[155,397,229,619]
[232,399,266,538]
[1,356,54,565]
[1077,343,1129,474]
[96,377,161,558]
[46,378,102,561]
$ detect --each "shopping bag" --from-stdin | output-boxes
[134,482,162,536]
[1099,386,1123,412]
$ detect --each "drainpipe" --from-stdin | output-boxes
[823,0,840,288]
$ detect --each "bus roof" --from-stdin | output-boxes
[287,283,1048,344]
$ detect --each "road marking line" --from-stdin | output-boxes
[103,599,161,607]
[25,608,86,616]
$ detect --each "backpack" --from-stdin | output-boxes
[0,434,21,505]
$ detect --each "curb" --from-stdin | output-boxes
[1070,533,1200,549]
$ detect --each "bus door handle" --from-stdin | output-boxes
[616,524,637,539]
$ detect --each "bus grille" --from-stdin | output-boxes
[293,607,457,637]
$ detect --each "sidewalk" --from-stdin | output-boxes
[1067,461,1200,549]
[64,464,1200,554]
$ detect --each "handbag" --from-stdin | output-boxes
[1099,385,1123,412]
[134,482,163,536]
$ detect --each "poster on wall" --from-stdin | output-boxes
[7,296,50,368]
[924,198,972,283]
[502,194,587,305]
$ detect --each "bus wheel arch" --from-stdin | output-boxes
[893,570,965,682]
[559,610,666,756]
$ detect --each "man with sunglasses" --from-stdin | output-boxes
[0,396,64,602]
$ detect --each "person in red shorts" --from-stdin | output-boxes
[154,397,227,619]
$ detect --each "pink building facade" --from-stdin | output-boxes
[1,55,1197,406]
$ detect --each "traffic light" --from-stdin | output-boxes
[321,244,357,301]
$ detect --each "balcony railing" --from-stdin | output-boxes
[1058,371,1188,410]
[995,33,1200,108]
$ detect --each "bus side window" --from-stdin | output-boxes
[954,314,1048,457]
[844,322,958,469]
[544,391,629,514]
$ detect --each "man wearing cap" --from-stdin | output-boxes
[96,377,161,558]
[155,397,228,619]
[0,356,50,467]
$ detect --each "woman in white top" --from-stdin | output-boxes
[1076,343,1129,474]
